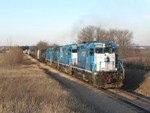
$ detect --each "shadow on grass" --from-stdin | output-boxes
[41,67,74,89]
[122,68,146,90]
[40,67,97,113]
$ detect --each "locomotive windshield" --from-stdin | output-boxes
[105,47,110,53]
[104,47,117,53]
[95,47,117,54]
[95,47,111,53]
[96,48,103,53]
[72,49,77,53]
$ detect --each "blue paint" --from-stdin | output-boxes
[45,41,120,72]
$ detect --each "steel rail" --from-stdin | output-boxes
[107,89,150,113]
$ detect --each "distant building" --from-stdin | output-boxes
[138,46,146,50]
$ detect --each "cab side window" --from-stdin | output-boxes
[105,47,110,53]
[72,49,77,53]
[68,50,71,55]
[90,48,94,56]
[112,48,116,53]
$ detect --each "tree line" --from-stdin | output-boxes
[36,25,133,59]
[77,26,133,58]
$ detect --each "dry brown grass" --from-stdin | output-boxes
[123,49,150,94]
[0,55,95,113]
[0,76,71,113]
[125,57,150,69]
[0,47,23,68]
[135,72,150,97]
[124,49,150,70]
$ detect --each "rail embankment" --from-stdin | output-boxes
[123,50,150,97]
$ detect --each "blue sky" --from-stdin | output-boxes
[0,0,150,46]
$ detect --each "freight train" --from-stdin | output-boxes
[30,42,125,88]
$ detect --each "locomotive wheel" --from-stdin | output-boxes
[82,73,89,82]
[111,74,122,88]
[99,74,106,88]
[115,75,123,88]
[92,74,97,86]
[71,69,74,76]
[68,66,73,75]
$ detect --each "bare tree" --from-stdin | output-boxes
[77,26,114,43]
[113,30,133,58]
[36,41,49,50]
[107,29,118,42]
[77,26,133,58]
[7,37,13,48]
[49,43,59,47]
[96,27,110,42]
[77,26,96,43]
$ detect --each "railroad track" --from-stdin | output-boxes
[106,88,150,113]
[28,55,150,112]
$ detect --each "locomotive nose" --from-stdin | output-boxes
[105,56,110,62]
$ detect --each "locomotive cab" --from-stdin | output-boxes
[94,42,118,72]
[83,42,119,72]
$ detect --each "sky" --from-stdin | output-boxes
[0,0,150,46]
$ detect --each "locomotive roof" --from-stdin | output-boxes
[77,41,117,48]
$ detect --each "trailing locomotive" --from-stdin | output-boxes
[41,42,124,88]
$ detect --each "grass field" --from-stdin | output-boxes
[0,55,95,113]
[135,72,150,97]
[0,47,149,113]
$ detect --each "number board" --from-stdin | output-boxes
[95,44,105,48]
[105,44,112,48]
[72,45,77,49]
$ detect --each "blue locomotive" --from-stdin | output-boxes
[43,42,124,88]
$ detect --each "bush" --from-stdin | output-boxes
[3,47,23,67]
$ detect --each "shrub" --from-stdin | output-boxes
[3,47,23,67]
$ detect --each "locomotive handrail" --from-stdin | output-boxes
[119,61,125,79]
